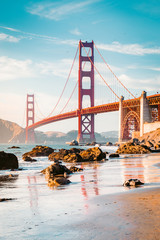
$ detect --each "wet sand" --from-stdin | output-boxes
[73,187,160,240]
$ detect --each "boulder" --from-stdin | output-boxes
[116,142,151,154]
[69,140,79,146]
[22,145,54,159]
[63,153,82,163]
[23,156,37,162]
[48,177,71,187]
[0,151,19,170]
[123,179,144,187]
[41,161,72,177]
[106,142,113,146]
[109,153,119,158]
[49,147,105,163]
[42,161,72,187]
[8,146,20,149]
[69,166,83,172]
[48,148,82,161]
[79,147,106,162]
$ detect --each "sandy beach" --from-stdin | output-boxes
[73,187,160,240]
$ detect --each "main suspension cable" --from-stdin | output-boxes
[93,42,136,99]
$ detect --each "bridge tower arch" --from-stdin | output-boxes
[77,41,95,143]
[26,94,35,143]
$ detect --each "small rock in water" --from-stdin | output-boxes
[69,166,83,172]
[123,179,144,187]
[109,153,119,158]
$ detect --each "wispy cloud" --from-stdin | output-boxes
[70,28,81,36]
[27,0,99,21]
[119,74,160,91]
[0,56,34,81]
[0,25,78,46]
[0,33,20,43]
[97,41,160,56]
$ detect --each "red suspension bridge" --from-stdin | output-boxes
[26,41,160,143]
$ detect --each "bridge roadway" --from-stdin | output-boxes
[27,94,160,130]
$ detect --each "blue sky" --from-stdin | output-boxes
[0,0,160,133]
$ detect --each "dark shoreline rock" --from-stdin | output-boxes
[42,161,72,187]
[23,156,37,162]
[116,142,151,154]
[123,179,144,187]
[48,147,106,163]
[22,145,54,159]
[8,146,20,149]
[0,151,19,170]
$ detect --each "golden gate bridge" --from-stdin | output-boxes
[25,41,160,143]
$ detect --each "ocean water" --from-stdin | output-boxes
[0,144,160,240]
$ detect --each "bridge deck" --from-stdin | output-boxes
[27,94,160,130]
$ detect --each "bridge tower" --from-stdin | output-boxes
[77,40,95,143]
[26,94,35,143]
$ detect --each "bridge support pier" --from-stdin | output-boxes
[118,96,124,142]
[25,94,35,144]
[140,91,152,136]
[77,40,95,143]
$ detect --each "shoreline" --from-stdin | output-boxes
[71,187,160,240]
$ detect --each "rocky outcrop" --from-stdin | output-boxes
[48,148,82,162]
[0,151,19,170]
[48,147,106,163]
[22,145,54,159]
[41,161,72,187]
[116,142,151,154]
[79,147,106,161]
[123,179,144,187]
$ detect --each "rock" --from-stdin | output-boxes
[116,142,151,154]
[106,142,113,146]
[22,145,54,159]
[109,153,119,158]
[79,147,106,162]
[41,161,72,177]
[69,140,79,146]
[0,151,19,170]
[132,138,139,145]
[48,148,83,162]
[42,161,72,187]
[145,140,154,148]
[69,166,83,172]
[8,146,20,149]
[154,144,160,150]
[49,147,105,163]
[48,177,71,187]
[0,198,15,202]
[23,156,37,162]
[63,153,83,163]
[123,179,144,187]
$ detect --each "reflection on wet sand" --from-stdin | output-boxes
[121,153,160,185]
[27,176,39,213]
[121,156,145,184]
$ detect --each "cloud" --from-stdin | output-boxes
[0,33,20,42]
[0,55,79,82]
[97,41,160,56]
[119,74,160,92]
[27,0,99,21]
[70,28,81,36]
[0,56,34,81]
